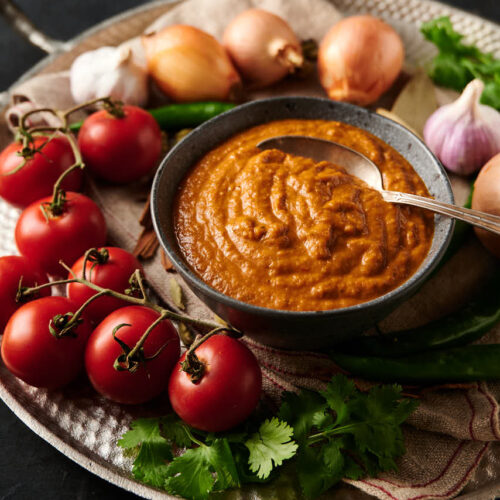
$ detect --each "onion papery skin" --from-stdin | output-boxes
[472,153,500,257]
[318,15,404,106]
[143,25,242,102]
[223,9,303,89]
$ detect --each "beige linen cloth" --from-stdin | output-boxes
[6,0,500,498]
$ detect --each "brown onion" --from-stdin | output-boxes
[472,153,500,257]
[223,9,303,89]
[142,25,241,102]
[318,15,404,106]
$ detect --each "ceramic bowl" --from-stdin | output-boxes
[151,97,454,349]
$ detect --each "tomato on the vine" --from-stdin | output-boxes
[0,136,82,208]
[168,335,262,432]
[85,306,180,405]
[78,105,162,184]
[15,191,107,277]
[1,296,92,389]
[0,255,49,332]
[67,247,143,323]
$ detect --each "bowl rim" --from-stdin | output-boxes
[151,96,454,319]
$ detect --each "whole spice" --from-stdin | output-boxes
[70,46,149,106]
[423,79,500,175]
[471,153,500,256]
[318,15,404,106]
[223,9,303,88]
[142,25,242,102]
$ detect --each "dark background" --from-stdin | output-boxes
[0,1,498,499]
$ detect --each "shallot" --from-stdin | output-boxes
[223,9,303,88]
[318,15,404,106]
[472,153,500,257]
[142,25,241,102]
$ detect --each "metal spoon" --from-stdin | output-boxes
[257,135,500,236]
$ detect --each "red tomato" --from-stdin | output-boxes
[15,192,107,277]
[0,136,82,208]
[0,256,50,333]
[67,247,143,323]
[78,105,162,184]
[168,335,262,431]
[85,306,180,404]
[1,296,92,389]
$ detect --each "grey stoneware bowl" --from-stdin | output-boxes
[151,96,454,350]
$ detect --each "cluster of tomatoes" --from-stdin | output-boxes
[0,103,262,432]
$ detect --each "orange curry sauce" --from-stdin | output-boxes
[174,120,434,311]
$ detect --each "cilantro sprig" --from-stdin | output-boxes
[118,375,418,500]
[421,16,500,109]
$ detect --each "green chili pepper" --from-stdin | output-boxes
[338,267,500,357]
[330,345,500,383]
[69,102,236,132]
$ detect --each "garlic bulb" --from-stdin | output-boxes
[424,79,500,176]
[70,46,149,106]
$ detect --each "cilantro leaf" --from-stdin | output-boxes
[164,438,240,500]
[118,377,418,500]
[245,417,298,479]
[421,16,500,109]
[278,389,327,442]
[320,374,356,426]
[296,441,343,499]
[290,376,418,498]
[117,418,172,488]
[160,414,192,448]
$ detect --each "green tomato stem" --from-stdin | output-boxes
[21,258,237,336]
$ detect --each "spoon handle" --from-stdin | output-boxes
[381,190,500,236]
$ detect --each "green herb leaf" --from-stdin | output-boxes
[245,417,298,479]
[296,442,342,499]
[293,376,418,498]
[118,376,418,500]
[278,389,327,442]
[421,16,500,109]
[320,374,356,426]
[117,418,172,488]
[164,438,240,500]
[160,414,192,448]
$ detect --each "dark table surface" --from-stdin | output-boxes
[0,1,499,499]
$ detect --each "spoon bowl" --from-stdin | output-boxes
[258,135,500,236]
[258,135,385,190]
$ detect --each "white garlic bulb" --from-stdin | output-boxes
[70,45,149,106]
[424,79,500,176]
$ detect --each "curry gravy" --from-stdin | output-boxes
[174,120,434,311]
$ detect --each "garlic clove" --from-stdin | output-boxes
[70,45,149,107]
[423,79,500,176]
